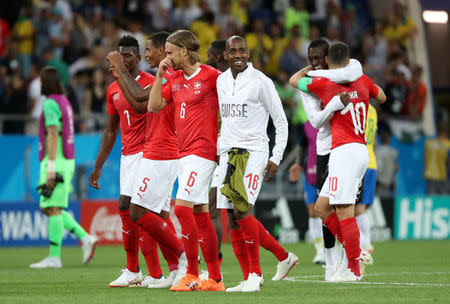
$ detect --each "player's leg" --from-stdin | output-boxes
[129,158,186,288]
[356,169,377,253]
[171,155,223,291]
[304,179,324,264]
[31,165,71,269]
[208,186,223,263]
[30,207,63,268]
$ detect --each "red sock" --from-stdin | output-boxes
[194,212,221,281]
[230,229,249,280]
[139,229,162,278]
[324,212,343,243]
[340,217,362,277]
[174,205,199,277]
[237,215,261,276]
[158,218,179,272]
[256,219,288,262]
[136,212,184,258]
[119,210,140,273]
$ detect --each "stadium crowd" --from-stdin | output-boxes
[0,0,447,195]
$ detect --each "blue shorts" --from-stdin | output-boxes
[304,178,317,205]
[361,169,377,205]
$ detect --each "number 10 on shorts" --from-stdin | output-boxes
[328,176,338,192]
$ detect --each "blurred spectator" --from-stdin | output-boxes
[146,0,172,31]
[42,47,70,86]
[362,20,387,87]
[84,7,103,49]
[100,18,120,53]
[11,6,34,77]
[322,23,340,45]
[383,55,410,115]
[26,61,45,135]
[191,11,218,62]
[69,45,106,78]
[231,0,250,29]
[284,0,309,39]
[265,23,288,77]
[279,36,302,76]
[0,17,10,58]
[376,130,398,197]
[215,0,243,38]
[83,68,107,132]
[2,72,27,133]
[65,13,89,64]
[34,4,52,58]
[173,0,202,29]
[49,0,73,23]
[384,2,417,51]
[66,69,90,118]
[424,123,450,194]
[48,7,70,60]
[401,64,426,121]
[245,18,272,70]
[340,4,363,53]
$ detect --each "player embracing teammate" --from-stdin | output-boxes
[291,41,386,281]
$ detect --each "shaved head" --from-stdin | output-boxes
[226,35,247,50]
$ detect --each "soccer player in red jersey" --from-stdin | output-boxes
[148,30,224,292]
[106,32,188,289]
[296,42,386,281]
[89,36,163,287]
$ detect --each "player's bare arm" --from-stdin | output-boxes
[374,84,386,104]
[107,51,152,103]
[89,114,119,189]
[289,145,305,183]
[45,125,58,189]
[289,65,313,88]
[148,57,170,113]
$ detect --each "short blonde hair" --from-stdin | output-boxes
[167,30,201,64]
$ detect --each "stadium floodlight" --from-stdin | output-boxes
[422,10,448,24]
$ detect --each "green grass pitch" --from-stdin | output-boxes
[0,240,449,304]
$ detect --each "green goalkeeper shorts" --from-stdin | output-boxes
[39,160,74,209]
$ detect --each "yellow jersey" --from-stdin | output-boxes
[366,104,377,169]
[424,138,450,181]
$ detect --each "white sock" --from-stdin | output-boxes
[309,217,324,252]
[325,248,336,266]
[356,214,371,249]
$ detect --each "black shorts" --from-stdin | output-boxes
[316,153,364,203]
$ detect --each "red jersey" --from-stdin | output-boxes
[306,75,379,149]
[143,69,178,160]
[161,64,220,161]
[107,71,154,155]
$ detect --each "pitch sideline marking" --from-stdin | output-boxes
[284,272,450,287]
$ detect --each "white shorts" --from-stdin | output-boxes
[176,155,217,205]
[210,166,220,188]
[319,143,368,205]
[131,158,178,213]
[216,150,268,210]
[120,152,143,197]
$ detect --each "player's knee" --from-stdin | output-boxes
[160,210,170,220]
[118,195,131,211]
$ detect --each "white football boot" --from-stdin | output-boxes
[329,268,361,282]
[242,273,264,292]
[109,269,143,287]
[81,234,99,264]
[271,252,299,281]
[226,281,245,292]
[29,256,62,269]
[358,249,373,276]
[171,252,188,287]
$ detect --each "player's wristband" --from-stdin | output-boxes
[47,160,55,173]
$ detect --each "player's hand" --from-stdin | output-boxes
[288,163,302,183]
[46,171,57,190]
[109,65,120,79]
[264,160,278,182]
[157,57,172,77]
[107,51,125,69]
[89,168,102,190]
[339,92,350,107]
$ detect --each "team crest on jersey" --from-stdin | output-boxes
[194,81,201,94]
[172,84,180,92]
[112,92,120,101]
